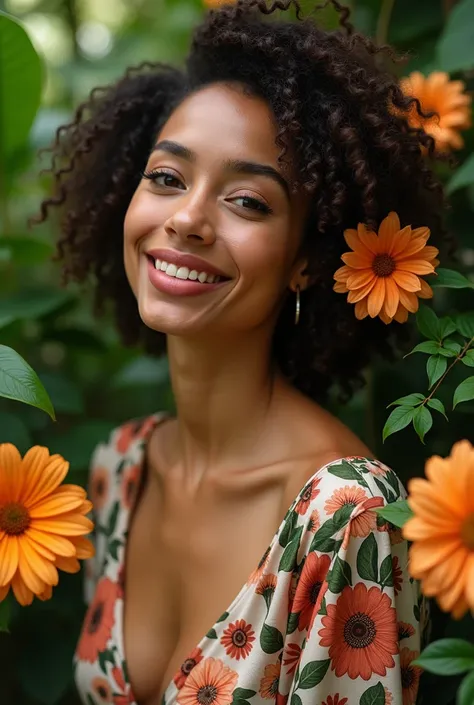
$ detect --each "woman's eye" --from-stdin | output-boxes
[232,195,272,215]
[142,170,184,189]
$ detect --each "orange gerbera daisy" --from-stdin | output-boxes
[177,658,238,705]
[318,583,398,680]
[399,647,422,705]
[220,619,255,660]
[403,439,474,619]
[400,71,471,152]
[174,647,204,690]
[259,661,281,699]
[0,443,94,606]
[292,552,331,631]
[333,212,439,324]
[295,477,320,515]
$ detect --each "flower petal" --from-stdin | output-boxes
[55,556,81,574]
[390,226,414,258]
[346,270,376,290]
[367,278,386,318]
[18,542,49,594]
[20,537,58,587]
[29,492,86,519]
[378,212,401,254]
[0,444,22,503]
[71,536,95,559]
[11,571,34,606]
[25,528,76,557]
[396,259,436,275]
[355,298,369,320]
[22,451,69,507]
[347,278,377,303]
[398,288,420,313]
[343,229,374,259]
[409,538,462,574]
[341,252,373,269]
[392,270,422,292]
[418,279,434,299]
[393,305,409,323]
[31,515,94,536]
[384,277,400,319]
[357,225,380,254]
[0,536,19,586]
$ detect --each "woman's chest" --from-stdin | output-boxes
[123,470,289,705]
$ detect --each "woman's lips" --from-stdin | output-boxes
[147,257,229,297]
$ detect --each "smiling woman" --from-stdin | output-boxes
[36,2,445,705]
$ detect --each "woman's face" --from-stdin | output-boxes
[124,82,309,337]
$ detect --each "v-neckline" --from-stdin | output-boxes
[116,412,332,705]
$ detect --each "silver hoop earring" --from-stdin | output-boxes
[294,285,301,326]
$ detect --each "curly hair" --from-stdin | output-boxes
[36,0,446,403]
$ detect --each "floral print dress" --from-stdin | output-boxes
[74,413,426,705]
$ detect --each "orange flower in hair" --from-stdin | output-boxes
[400,71,471,152]
[334,212,439,324]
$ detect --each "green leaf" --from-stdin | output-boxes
[327,460,361,481]
[290,695,302,705]
[357,533,379,583]
[0,12,43,159]
[286,611,299,635]
[233,690,256,701]
[388,393,425,408]
[458,669,474,705]
[431,268,474,290]
[427,355,447,388]
[106,502,120,538]
[373,476,395,505]
[216,611,229,623]
[360,682,386,705]
[440,339,462,357]
[278,526,303,572]
[374,500,414,528]
[437,0,474,72]
[439,317,458,339]
[260,624,284,654]
[0,288,72,322]
[206,628,218,639]
[0,345,55,419]
[461,351,474,368]
[328,556,352,593]
[453,377,474,409]
[379,555,394,588]
[410,341,441,355]
[382,406,415,442]
[456,313,474,338]
[417,305,441,339]
[279,510,297,548]
[413,406,433,443]
[309,517,336,553]
[298,660,331,689]
[108,538,121,561]
[426,398,448,419]
[413,638,474,675]
[0,236,53,265]
[0,594,11,632]
[447,153,474,195]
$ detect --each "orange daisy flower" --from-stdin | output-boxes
[203,0,233,6]
[220,619,255,660]
[259,660,281,699]
[76,577,119,663]
[295,478,320,515]
[0,443,94,606]
[256,573,277,611]
[307,509,320,533]
[400,71,471,152]
[403,439,474,619]
[293,552,331,631]
[333,212,439,324]
[399,647,422,705]
[398,621,416,642]
[174,647,204,690]
[324,485,379,539]
[384,689,394,705]
[177,658,238,705]
[318,583,398,680]
[111,665,133,705]
[392,556,403,596]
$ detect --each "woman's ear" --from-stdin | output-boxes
[288,258,315,293]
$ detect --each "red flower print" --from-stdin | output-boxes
[398,621,416,641]
[365,460,389,477]
[318,583,398,680]
[92,676,113,702]
[392,556,403,595]
[248,546,270,584]
[116,416,157,455]
[259,660,281,699]
[292,552,331,631]
[177,658,238,705]
[295,478,320,515]
[76,577,118,663]
[308,579,329,639]
[111,665,133,705]
[282,643,301,675]
[174,647,204,690]
[400,647,422,705]
[256,574,277,610]
[325,486,379,539]
[221,619,255,659]
[307,510,320,533]
[89,466,110,511]
[121,464,141,510]
[322,696,348,705]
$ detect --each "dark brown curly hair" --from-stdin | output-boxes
[37,0,446,403]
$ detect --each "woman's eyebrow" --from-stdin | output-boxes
[153,139,290,199]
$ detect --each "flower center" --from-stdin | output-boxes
[310,581,322,604]
[402,665,414,689]
[461,513,474,551]
[181,657,197,676]
[0,502,30,535]
[232,629,247,647]
[343,612,376,648]
[88,602,104,634]
[197,685,218,705]
[372,253,396,277]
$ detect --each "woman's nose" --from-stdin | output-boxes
[163,197,216,245]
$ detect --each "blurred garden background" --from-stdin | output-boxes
[0,0,474,703]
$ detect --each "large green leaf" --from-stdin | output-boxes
[413,638,474,675]
[0,235,53,265]
[437,0,474,72]
[0,12,43,161]
[0,287,73,321]
[0,345,55,419]
[447,154,474,195]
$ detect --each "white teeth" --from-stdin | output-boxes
[154,258,223,284]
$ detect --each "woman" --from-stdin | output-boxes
[39,1,442,704]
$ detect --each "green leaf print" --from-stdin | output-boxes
[309,517,336,553]
[290,694,302,705]
[279,510,298,548]
[379,554,394,588]
[327,460,361,481]
[328,556,352,593]
[260,624,284,654]
[279,526,303,572]
[319,595,327,615]
[298,660,331,689]
[106,501,120,538]
[357,534,379,583]
[98,648,116,674]
[372,476,395,504]
[206,628,218,639]
[286,611,299,635]
[359,682,385,705]
[217,612,229,623]
[108,538,122,561]
[384,470,401,498]
[232,689,256,700]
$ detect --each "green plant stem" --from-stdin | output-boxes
[376,0,396,46]
[423,337,474,404]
